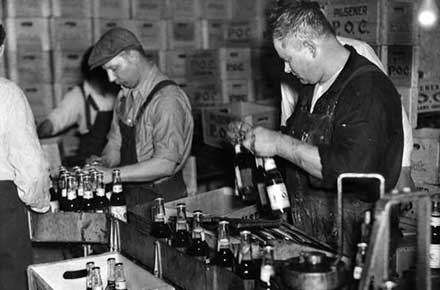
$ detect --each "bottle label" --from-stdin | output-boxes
[77,188,84,197]
[61,188,67,197]
[96,188,105,197]
[113,184,122,193]
[67,190,76,200]
[50,201,60,213]
[431,216,440,227]
[235,166,243,188]
[266,183,290,211]
[260,265,274,283]
[115,281,127,289]
[430,244,440,268]
[84,190,93,199]
[353,266,362,279]
[110,205,127,222]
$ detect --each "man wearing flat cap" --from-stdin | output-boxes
[89,27,193,205]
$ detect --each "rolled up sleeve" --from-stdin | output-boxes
[151,95,191,165]
[7,89,50,209]
[101,95,123,166]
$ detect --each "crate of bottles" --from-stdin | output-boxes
[27,251,175,290]
[27,211,108,243]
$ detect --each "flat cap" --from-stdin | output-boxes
[88,27,142,69]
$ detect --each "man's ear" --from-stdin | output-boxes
[302,39,317,58]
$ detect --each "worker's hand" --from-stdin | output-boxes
[92,165,113,184]
[86,155,104,165]
[242,126,281,157]
[227,121,253,144]
[31,205,51,214]
[37,119,54,138]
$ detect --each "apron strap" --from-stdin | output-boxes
[80,83,101,131]
[134,80,177,124]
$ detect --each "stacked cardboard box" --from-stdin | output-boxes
[4,0,53,123]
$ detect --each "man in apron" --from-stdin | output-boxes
[0,24,51,290]
[37,47,119,166]
[88,28,193,206]
[236,3,403,258]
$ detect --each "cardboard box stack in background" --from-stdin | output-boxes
[4,0,52,123]
[321,0,419,128]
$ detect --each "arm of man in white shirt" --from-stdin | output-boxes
[7,85,50,212]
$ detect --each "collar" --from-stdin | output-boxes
[325,44,377,95]
[128,64,167,101]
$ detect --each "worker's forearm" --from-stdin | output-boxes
[276,133,323,179]
[117,157,177,183]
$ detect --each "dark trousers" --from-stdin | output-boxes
[0,181,33,290]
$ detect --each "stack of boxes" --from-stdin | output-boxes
[1,0,281,148]
[4,0,52,123]
[51,0,93,105]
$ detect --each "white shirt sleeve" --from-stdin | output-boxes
[401,106,413,167]
[48,85,85,134]
[6,82,50,209]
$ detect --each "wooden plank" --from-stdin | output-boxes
[28,211,107,243]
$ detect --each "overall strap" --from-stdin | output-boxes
[337,64,378,96]
[80,83,93,130]
[134,80,177,124]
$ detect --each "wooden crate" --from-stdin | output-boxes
[28,211,108,243]
[28,251,174,290]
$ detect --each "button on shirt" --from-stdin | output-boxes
[48,81,115,135]
[0,78,50,209]
[103,65,193,173]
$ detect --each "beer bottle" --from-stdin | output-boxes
[430,200,440,269]
[65,176,81,212]
[213,220,234,271]
[150,197,172,242]
[255,157,269,214]
[187,210,209,263]
[352,242,368,289]
[110,169,127,222]
[58,172,68,211]
[49,176,60,213]
[171,203,192,252]
[255,245,281,290]
[83,175,95,212]
[91,266,104,290]
[86,261,95,290]
[76,172,85,206]
[114,263,127,290]
[234,143,258,204]
[95,172,109,213]
[360,210,372,244]
[105,258,116,290]
[264,157,291,222]
[236,230,257,283]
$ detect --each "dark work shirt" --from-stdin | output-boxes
[302,46,403,200]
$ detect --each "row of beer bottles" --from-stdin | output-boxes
[234,143,292,222]
[86,258,127,290]
[50,169,127,223]
[149,199,280,289]
[150,198,210,262]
